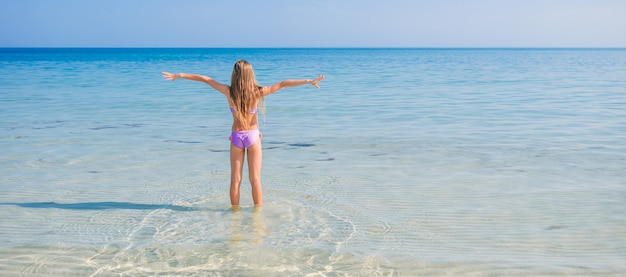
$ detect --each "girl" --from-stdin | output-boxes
[162,60,324,209]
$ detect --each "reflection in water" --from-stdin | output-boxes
[229,208,243,244]
[229,206,266,246]
[252,206,266,245]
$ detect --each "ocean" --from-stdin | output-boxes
[1,48,625,276]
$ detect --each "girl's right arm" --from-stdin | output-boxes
[262,75,324,96]
[162,71,229,96]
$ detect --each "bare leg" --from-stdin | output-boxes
[230,143,245,208]
[247,139,263,206]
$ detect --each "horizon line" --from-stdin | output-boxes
[1,46,625,50]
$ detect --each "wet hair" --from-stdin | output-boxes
[229,60,264,130]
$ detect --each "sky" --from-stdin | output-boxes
[1,0,625,48]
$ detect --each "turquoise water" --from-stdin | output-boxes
[1,48,625,275]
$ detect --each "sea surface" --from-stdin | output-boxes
[1,48,625,276]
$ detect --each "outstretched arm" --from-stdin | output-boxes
[162,71,230,96]
[263,75,324,96]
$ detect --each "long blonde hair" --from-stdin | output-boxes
[229,60,264,130]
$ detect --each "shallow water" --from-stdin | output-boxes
[1,48,625,275]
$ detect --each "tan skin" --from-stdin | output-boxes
[162,71,324,208]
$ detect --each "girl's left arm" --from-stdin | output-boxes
[162,71,230,96]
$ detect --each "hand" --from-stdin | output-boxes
[162,71,178,81]
[311,75,324,89]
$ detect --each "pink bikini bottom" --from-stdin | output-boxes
[229,130,261,149]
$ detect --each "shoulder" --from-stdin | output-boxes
[261,83,282,96]
[213,83,230,96]
[258,86,269,96]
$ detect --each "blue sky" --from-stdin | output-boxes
[1,0,625,47]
